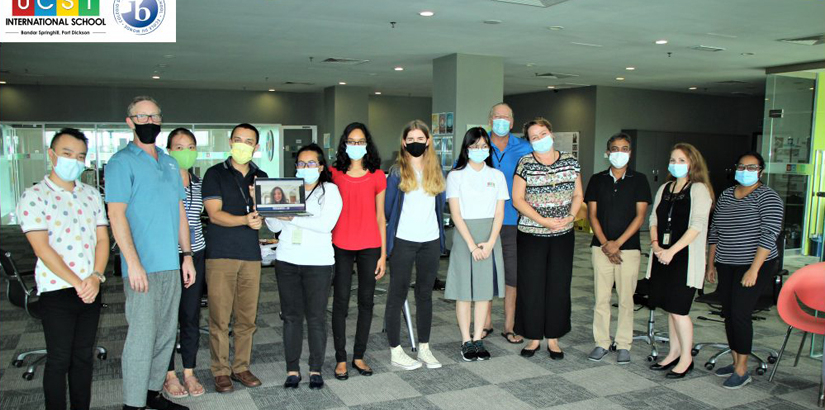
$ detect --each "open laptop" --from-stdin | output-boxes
[254,178,313,217]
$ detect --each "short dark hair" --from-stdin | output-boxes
[166,127,196,149]
[334,122,382,173]
[736,151,765,170]
[606,132,632,151]
[50,128,88,149]
[231,123,260,144]
[522,117,553,136]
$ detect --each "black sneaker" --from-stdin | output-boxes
[461,341,477,362]
[474,340,491,361]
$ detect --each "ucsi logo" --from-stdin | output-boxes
[12,0,99,16]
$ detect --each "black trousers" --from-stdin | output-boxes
[716,259,777,355]
[514,230,574,340]
[275,260,334,373]
[331,246,380,363]
[169,249,206,371]
[385,238,440,347]
[39,288,102,410]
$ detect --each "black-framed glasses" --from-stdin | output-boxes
[346,140,367,146]
[468,144,489,150]
[735,164,761,172]
[129,113,162,124]
[296,161,319,169]
[609,147,631,153]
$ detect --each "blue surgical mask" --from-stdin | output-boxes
[668,163,689,178]
[735,170,759,186]
[468,148,489,164]
[54,155,85,182]
[296,168,320,184]
[491,119,511,136]
[345,144,367,161]
[531,135,554,153]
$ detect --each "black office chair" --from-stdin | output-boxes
[628,278,670,361]
[690,232,787,375]
[0,248,107,380]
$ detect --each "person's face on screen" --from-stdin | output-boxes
[273,188,283,202]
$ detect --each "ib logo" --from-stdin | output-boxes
[12,0,100,16]
[113,0,165,34]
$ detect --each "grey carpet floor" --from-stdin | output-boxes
[0,226,822,409]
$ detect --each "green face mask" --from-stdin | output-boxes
[169,149,198,170]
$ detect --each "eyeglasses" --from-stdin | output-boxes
[346,140,367,146]
[609,147,631,153]
[735,164,761,172]
[296,161,319,169]
[129,113,162,124]
[468,145,489,150]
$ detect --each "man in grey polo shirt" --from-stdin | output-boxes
[106,96,195,410]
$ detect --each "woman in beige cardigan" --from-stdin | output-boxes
[646,143,713,379]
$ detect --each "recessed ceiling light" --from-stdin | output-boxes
[394,66,404,71]
[571,41,602,47]
[268,89,275,92]
[338,81,347,85]
[625,67,636,71]
[163,54,175,59]
[655,39,668,45]
[419,10,434,17]
[741,52,755,56]
[0,81,6,85]
[688,86,697,90]
[151,75,160,80]
[548,26,564,30]
[375,91,382,95]
[483,19,502,24]
[547,86,556,89]
[615,77,625,81]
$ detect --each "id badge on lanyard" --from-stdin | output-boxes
[662,182,687,246]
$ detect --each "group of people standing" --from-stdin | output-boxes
[16,98,785,410]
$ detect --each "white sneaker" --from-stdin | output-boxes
[391,346,422,370]
[417,343,442,369]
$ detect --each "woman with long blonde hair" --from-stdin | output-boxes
[646,142,713,379]
[384,120,446,371]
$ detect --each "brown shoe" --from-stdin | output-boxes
[231,370,262,388]
[214,375,234,393]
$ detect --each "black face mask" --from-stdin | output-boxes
[134,123,161,144]
[405,142,427,158]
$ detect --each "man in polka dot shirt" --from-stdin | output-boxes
[17,128,109,410]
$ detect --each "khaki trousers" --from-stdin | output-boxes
[206,259,261,376]
[591,247,640,351]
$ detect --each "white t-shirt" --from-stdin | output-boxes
[446,164,509,220]
[396,171,440,243]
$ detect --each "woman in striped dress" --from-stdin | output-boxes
[163,128,207,398]
[705,151,783,389]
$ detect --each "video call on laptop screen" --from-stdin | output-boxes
[255,178,305,212]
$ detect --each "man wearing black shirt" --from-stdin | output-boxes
[584,133,651,364]
[202,123,268,393]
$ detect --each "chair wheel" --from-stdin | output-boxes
[704,362,715,370]
[97,353,107,360]
[691,348,699,356]
[647,355,656,362]
[767,356,777,364]
[12,360,23,368]
[22,372,34,381]
[755,368,765,375]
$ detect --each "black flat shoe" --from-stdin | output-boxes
[521,345,540,357]
[666,361,694,379]
[334,371,348,380]
[352,360,373,376]
[547,347,564,360]
[309,374,324,389]
[650,358,679,371]
[283,375,301,388]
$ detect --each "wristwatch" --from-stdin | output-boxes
[182,251,193,257]
[92,271,106,283]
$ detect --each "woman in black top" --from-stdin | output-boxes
[706,151,783,389]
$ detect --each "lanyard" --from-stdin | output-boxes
[231,171,252,214]
[665,181,690,231]
[492,148,505,167]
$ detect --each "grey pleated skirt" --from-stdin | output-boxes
[444,218,505,301]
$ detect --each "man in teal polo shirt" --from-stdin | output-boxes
[106,96,195,410]
[484,102,532,344]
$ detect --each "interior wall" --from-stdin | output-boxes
[368,95,432,169]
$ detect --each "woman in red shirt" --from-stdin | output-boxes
[330,122,387,380]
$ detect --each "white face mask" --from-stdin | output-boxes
[608,152,630,168]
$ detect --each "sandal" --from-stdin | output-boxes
[163,376,189,398]
[481,327,494,340]
[501,331,524,344]
[184,375,205,397]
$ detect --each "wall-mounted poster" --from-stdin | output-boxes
[434,137,443,151]
[446,112,454,133]
[431,114,439,133]
[441,151,453,168]
[438,113,446,135]
[553,131,580,158]
[443,136,453,152]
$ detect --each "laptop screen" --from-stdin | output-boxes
[255,178,306,212]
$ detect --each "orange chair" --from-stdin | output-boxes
[768,262,825,407]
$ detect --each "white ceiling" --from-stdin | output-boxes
[1,0,823,97]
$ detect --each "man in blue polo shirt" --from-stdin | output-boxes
[106,96,195,410]
[484,102,532,344]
